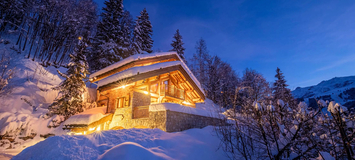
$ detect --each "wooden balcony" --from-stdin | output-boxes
[160,84,185,100]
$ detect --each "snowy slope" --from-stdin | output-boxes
[292,76,355,108]
[0,56,70,155]
[12,126,227,160]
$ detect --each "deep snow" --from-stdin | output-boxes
[12,126,227,160]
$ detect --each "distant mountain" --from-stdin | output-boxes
[292,76,355,109]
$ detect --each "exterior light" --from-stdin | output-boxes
[143,91,149,95]
[78,36,82,40]
[75,132,83,135]
[96,126,101,131]
[89,127,95,131]
[182,101,192,105]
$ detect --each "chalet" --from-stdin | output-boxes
[63,52,223,135]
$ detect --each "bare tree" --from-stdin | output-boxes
[0,51,14,97]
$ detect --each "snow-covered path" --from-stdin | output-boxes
[12,126,227,160]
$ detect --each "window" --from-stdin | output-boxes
[116,97,124,108]
[116,95,130,108]
[150,83,158,93]
[163,80,168,91]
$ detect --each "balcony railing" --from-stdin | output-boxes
[160,84,185,100]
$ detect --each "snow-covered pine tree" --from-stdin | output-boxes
[272,67,296,106]
[132,8,153,54]
[89,0,124,71]
[170,29,186,63]
[120,10,134,57]
[49,40,89,119]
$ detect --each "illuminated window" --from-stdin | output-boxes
[150,83,158,93]
[116,95,130,108]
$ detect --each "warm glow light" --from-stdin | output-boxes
[114,83,134,90]
[96,126,101,131]
[182,101,192,105]
[75,132,83,135]
[78,36,82,40]
[143,91,149,94]
[89,127,95,131]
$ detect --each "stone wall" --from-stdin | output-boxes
[110,107,167,131]
[106,90,223,132]
[165,110,224,132]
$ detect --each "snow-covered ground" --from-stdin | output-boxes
[0,54,69,154]
[12,126,227,160]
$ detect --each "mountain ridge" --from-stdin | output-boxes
[292,75,355,108]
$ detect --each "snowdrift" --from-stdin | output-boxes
[13,126,227,160]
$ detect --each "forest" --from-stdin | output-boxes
[1,0,355,159]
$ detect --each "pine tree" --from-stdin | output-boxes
[89,0,124,71]
[170,29,186,63]
[120,10,134,57]
[49,40,89,119]
[272,67,295,106]
[132,8,153,54]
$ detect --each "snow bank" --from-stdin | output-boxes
[98,142,171,160]
[63,107,108,125]
[0,57,70,155]
[13,126,227,160]
[149,99,221,118]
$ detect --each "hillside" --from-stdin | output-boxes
[292,76,355,108]
[0,44,96,156]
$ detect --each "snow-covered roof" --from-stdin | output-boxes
[97,60,205,95]
[90,52,178,79]
[149,100,221,118]
[63,107,108,126]
[90,52,202,91]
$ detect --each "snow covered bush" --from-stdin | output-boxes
[316,101,355,159]
[216,68,355,160]
[216,68,323,159]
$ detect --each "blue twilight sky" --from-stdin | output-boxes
[94,0,355,90]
